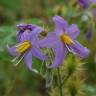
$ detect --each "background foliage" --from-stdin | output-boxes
[0,0,96,96]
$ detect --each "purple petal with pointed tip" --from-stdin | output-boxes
[49,41,68,68]
[32,46,47,61]
[30,26,44,45]
[39,32,59,48]
[53,16,68,35]
[68,40,90,58]
[66,24,80,39]
[24,50,33,70]
[31,26,44,35]
[7,42,23,56]
[7,46,18,56]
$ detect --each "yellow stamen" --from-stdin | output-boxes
[61,34,74,45]
[17,41,32,53]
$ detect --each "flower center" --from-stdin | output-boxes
[17,41,32,53]
[61,34,74,45]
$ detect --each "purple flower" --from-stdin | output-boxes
[7,26,47,70]
[79,0,96,9]
[39,16,90,68]
[79,0,90,8]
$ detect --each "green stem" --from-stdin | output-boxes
[62,74,70,86]
[57,68,63,96]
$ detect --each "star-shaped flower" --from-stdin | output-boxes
[7,26,47,70]
[39,16,90,68]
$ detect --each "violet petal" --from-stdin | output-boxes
[53,16,68,35]
[24,50,33,70]
[32,46,47,61]
[7,45,18,56]
[69,40,90,58]
[66,24,80,39]
[39,32,59,48]
[49,41,68,68]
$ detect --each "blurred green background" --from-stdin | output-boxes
[0,0,96,96]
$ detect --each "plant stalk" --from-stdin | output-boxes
[57,68,63,96]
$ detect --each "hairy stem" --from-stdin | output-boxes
[57,68,63,96]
